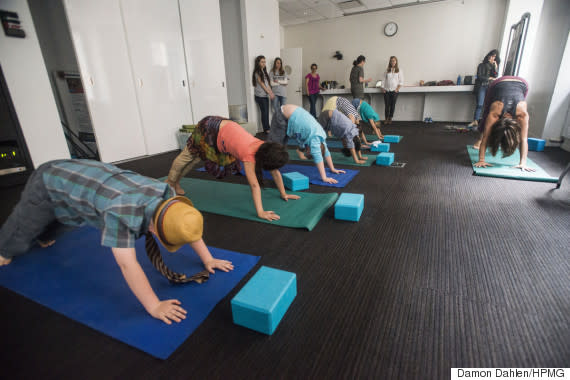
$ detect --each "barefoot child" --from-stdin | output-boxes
[322,96,373,145]
[473,76,535,172]
[166,116,300,221]
[0,159,234,325]
[318,110,368,164]
[268,104,346,184]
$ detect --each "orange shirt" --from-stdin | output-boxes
[216,121,263,162]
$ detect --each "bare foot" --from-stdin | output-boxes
[38,239,56,248]
[473,144,480,150]
[297,151,308,160]
[0,255,12,266]
[166,180,185,195]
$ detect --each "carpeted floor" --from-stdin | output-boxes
[1,121,568,379]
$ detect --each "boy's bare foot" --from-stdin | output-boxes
[473,144,480,150]
[0,255,12,266]
[297,151,308,160]
[166,180,185,195]
[38,240,56,248]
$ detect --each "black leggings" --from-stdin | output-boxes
[384,91,399,119]
[255,96,270,132]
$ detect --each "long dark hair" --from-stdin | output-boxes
[252,55,270,87]
[341,136,362,157]
[483,49,500,64]
[353,55,366,66]
[488,117,521,157]
[254,142,289,186]
[271,57,285,76]
[386,56,399,73]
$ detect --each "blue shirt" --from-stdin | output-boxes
[42,159,174,248]
[287,108,330,164]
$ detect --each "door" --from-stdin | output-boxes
[121,0,193,155]
[280,47,303,106]
[179,0,229,121]
[64,0,147,163]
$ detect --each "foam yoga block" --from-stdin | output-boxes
[282,171,309,191]
[334,193,364,221]
[383,135,402,143]
[371,142,390,152]
[231,266,297,335]
[527,138,545,152]
[376,152,395,166]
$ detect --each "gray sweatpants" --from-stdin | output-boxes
[0,161,72,260]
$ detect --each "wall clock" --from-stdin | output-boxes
[384,22,398,37]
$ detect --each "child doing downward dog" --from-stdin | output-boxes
[268,104,346,184]
[318,110,368,164]
[166,116,300,221]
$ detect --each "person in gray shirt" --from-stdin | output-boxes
[269,57,289,113]
[349,55,372,100]
[318,110,368,164]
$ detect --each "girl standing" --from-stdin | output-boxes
[349,55,372,101]
[382,56,403,124]
[269,57,289,113]
[252,55,274,134]
[305,63,322,118]
[469,50,499,127]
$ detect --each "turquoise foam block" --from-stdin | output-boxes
[282,171,309,191]
[231,266,297,335]
[466,145,557,183]
[376,152,395,166]
[527,138,545,152]
[371,142,390,152]
[334,193,364,222]
[383,135,402,143]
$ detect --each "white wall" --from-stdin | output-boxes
[241,0,280,131]
[283,0,507,88]
[0,0,69,167]
[220,0,247,107]
[523,0,570,140]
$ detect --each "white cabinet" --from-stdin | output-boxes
[120,0,193,155]
[179,0,229,121]
[64,0,147,163]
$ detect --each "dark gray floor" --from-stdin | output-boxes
[1,122,569,379]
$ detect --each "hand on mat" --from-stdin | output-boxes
[0,255,12,266]
[204,258,234,273]
[281,194,301,201]
[513,164,536,172]
[258,210,280,221]
[322,177,338,184]
[474,161,492,168]
[330,169,346,175]
[150,299,187,325]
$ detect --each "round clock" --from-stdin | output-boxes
[384,22,398,37]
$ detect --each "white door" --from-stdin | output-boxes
[64,0,147,163]
[179,0,229,121]
[280,48,303,106]
[121,0,193,155]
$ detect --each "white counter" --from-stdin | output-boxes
[304,85,476,122]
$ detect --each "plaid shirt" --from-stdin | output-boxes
[42,160,173,248]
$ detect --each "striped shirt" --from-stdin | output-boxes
[42,160,173,248]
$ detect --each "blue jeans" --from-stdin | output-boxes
[308,93,319,118]
[254,95,270,132]
[473,86,487,121]
[272,95,286,113]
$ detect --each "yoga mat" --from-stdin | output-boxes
[287,149,375,167]
[177,178,338,230]
[0,226,259,359]
[288,135,379,149]
[197,164,359,188]
[467,145,558,183]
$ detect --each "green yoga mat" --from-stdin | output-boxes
[287,149,375,167]
[467,145,558,183]
[177,178,338,230]
[329,134,380,142]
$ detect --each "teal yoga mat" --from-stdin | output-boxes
[177,178,338,230]
[467,145,558,183]
[287,149,375,167]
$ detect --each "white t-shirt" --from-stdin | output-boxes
[384,69,404,91]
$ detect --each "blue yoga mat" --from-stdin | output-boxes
[198,164,359,188]
[0,226,259,359]
[467,145,558,183]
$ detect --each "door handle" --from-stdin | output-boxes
[182,80,186,87]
